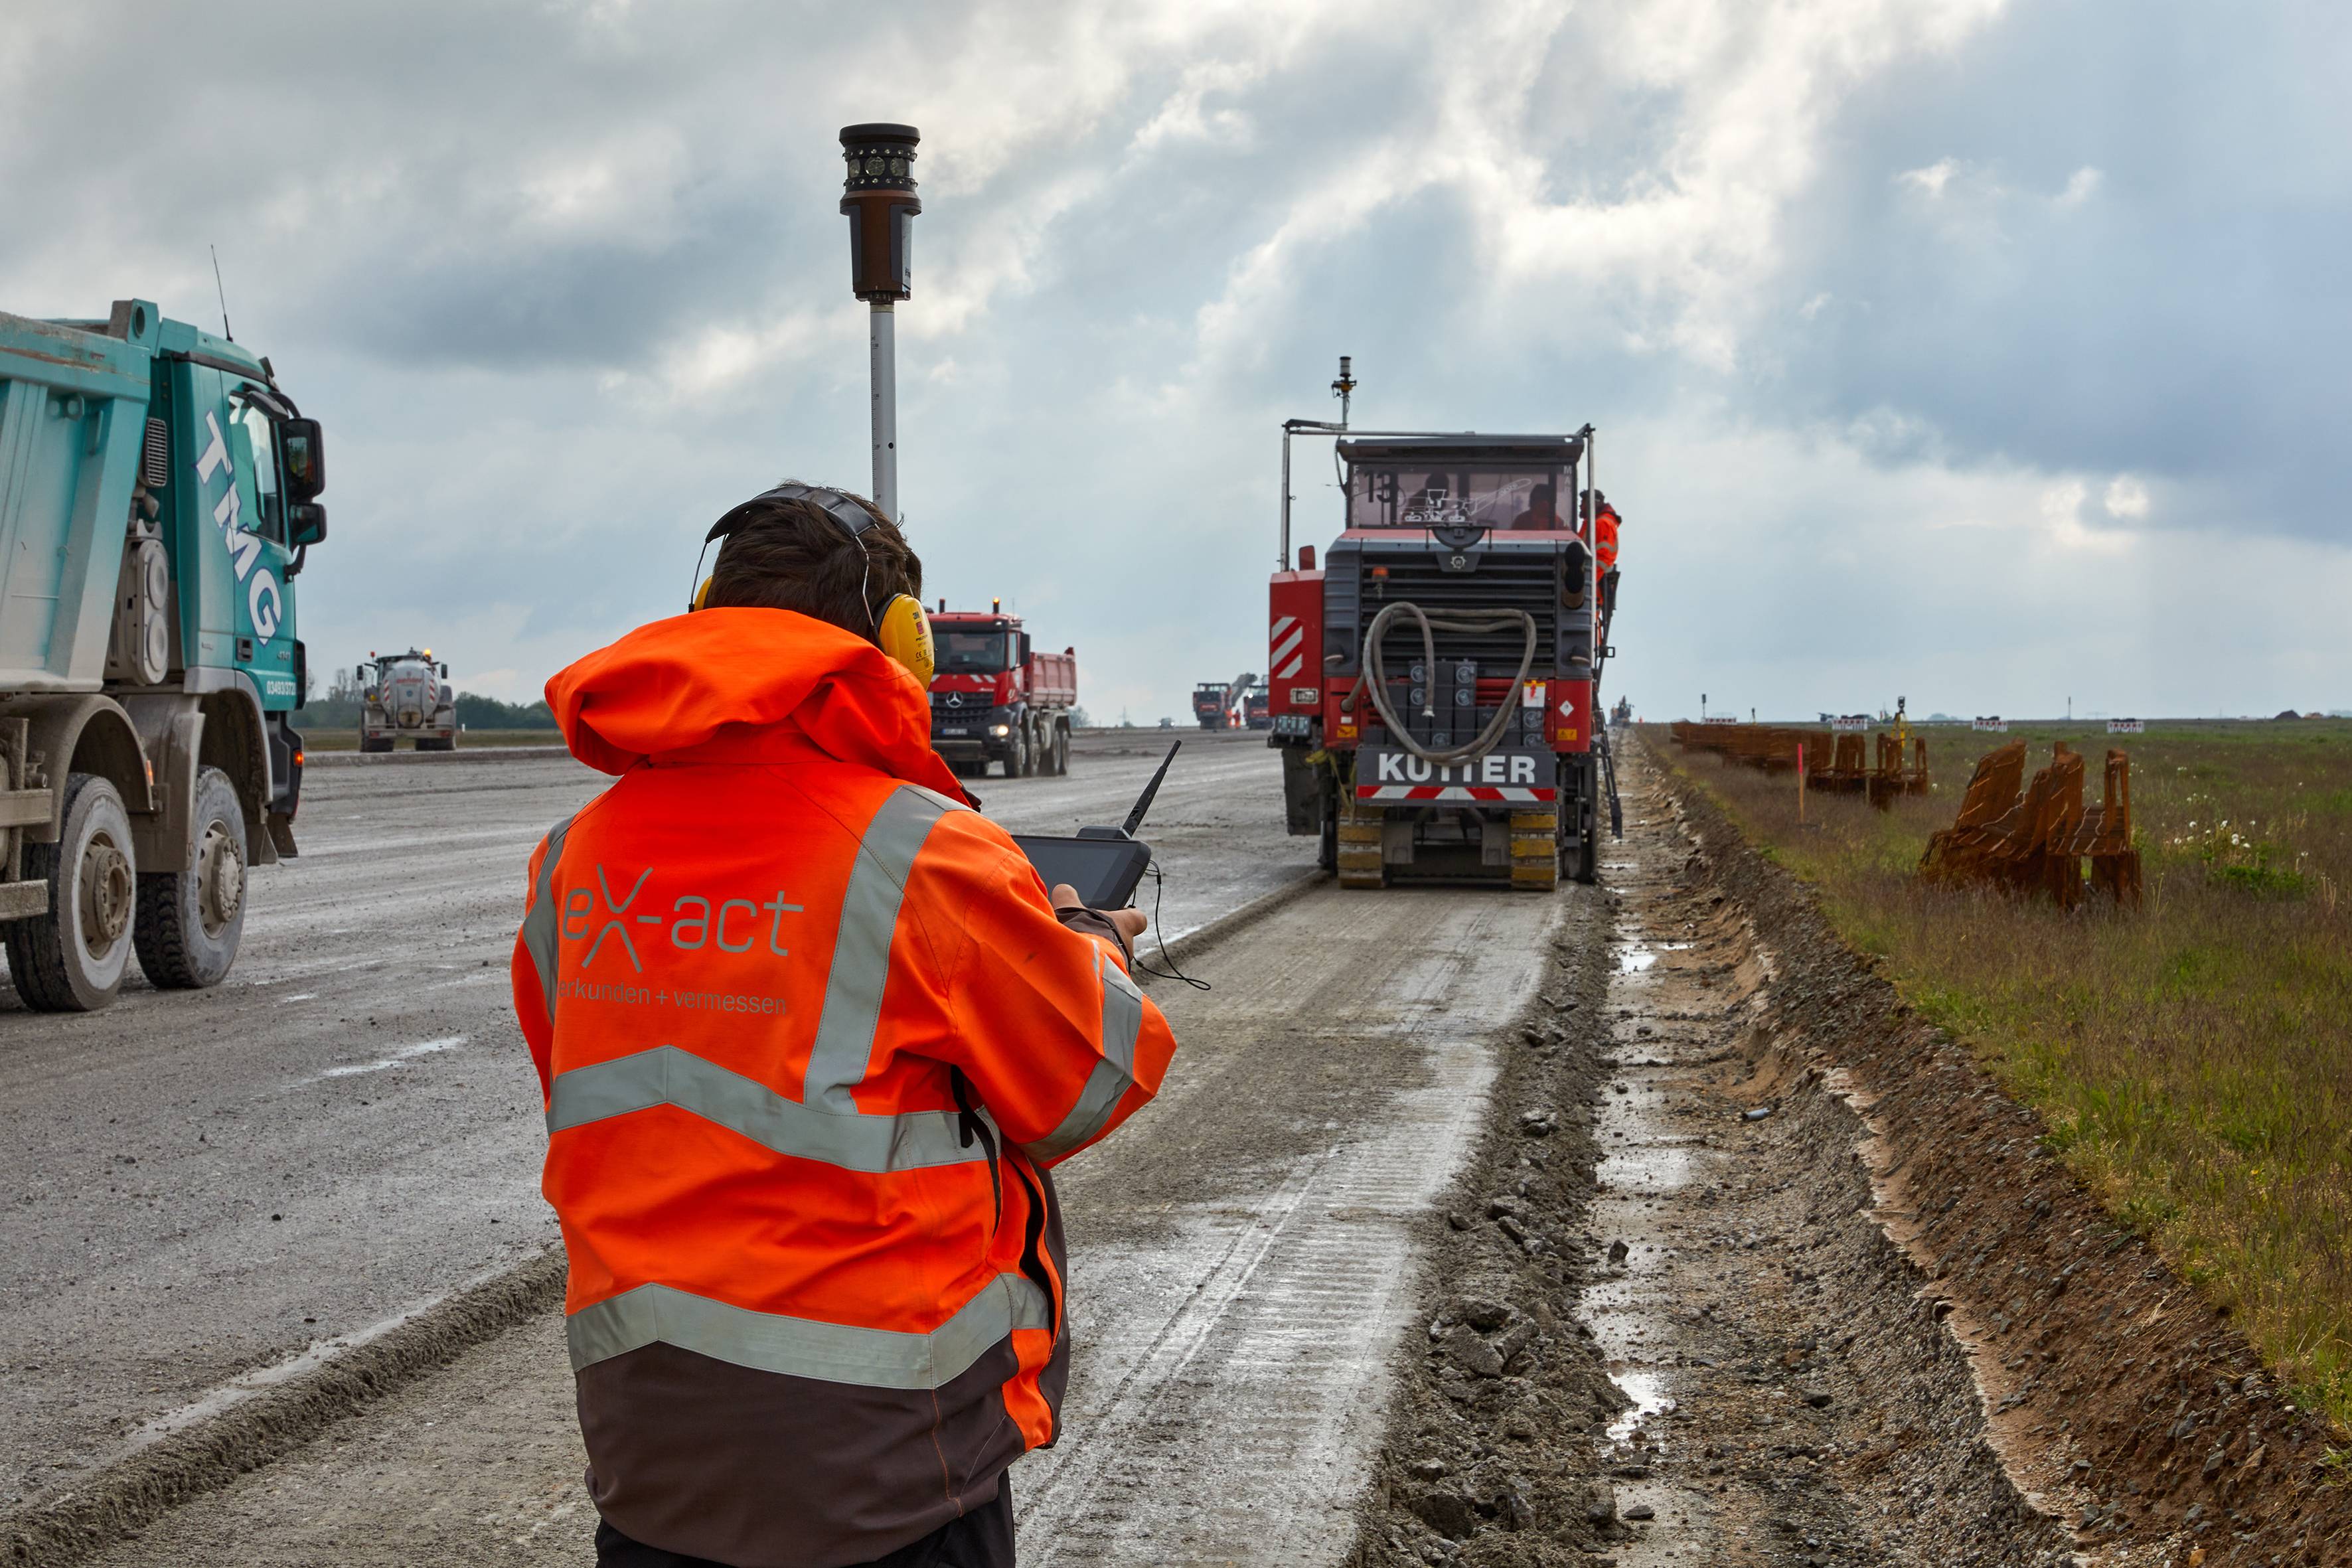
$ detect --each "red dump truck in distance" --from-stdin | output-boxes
[926,603,1077,778]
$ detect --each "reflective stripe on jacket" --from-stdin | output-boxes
[1596,505,1621,572]
[511,607,1178,1568]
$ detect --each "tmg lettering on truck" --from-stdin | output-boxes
[1374,751,1539,786]
[561,866,806,974]
[193,409,285,642]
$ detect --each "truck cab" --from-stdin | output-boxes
[359,649,456,751]
[926,607,1077,778]
[1,299,329,1008]
[1267,430,1610,890]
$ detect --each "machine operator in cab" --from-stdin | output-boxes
[511,482,1176,1568]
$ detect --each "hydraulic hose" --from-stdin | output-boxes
[1355,600,1539,768]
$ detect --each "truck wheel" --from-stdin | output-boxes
[1052,725,1069,775]
[1004,728,1030,779]
[133,767,248,990]
[3,773,138,1011]
[359,735,392,754]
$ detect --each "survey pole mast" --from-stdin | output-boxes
[1279,355,1356,569]
[839,123,921,521]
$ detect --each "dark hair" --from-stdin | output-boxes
[702,481,923,641]
[1530,483,1555,505]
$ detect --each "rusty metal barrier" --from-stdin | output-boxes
[1668,722,1927,805]
[1920,741,2140,908]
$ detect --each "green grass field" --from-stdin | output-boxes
[303,729,565,752]
[1648,719,2352,1429]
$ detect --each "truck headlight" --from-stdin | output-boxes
[989,724,1010,737]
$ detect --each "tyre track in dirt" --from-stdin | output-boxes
[1350,736,2095,1567]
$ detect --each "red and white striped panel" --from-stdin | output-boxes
[1355,785,1556,803]
[1269,615,1306,680]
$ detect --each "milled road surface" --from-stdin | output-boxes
[75,882,1569,1565]
[0,730,1295,1517]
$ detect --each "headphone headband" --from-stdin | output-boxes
[705,483,878,546]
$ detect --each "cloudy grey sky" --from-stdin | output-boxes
[5,0,2345,722]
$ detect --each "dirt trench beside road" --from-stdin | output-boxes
[1351,735,2349,1567]
[0,732,1293,1540]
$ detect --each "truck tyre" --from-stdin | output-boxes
[359,735,392,754]
[1317,778,1338,873]
[133,767,248,990]
[3,773,138,1011]
[1004,726,1030,779]
[1052,724,1069,775]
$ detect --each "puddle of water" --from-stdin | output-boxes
[1596,1140,1699,1196]
[1605,1367,1676,1441]
[1618,948,1658,973]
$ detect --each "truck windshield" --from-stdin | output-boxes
[1345,468,1566,531]
[935,631,1014,673]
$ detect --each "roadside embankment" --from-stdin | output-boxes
[1349,739,2085,1567]
[1644,729,2352,1564]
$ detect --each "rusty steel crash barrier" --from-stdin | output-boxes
[1666,722,1929,808]
[1919,741,2142,909]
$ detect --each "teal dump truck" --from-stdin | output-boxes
[1,299,328,1010]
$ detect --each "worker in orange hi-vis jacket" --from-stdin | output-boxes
[1591,490,1621,573]
[511,481,1176,1568]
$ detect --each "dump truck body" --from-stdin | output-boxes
[358,651,455,751]
[1267,432,1608,890]
[927,609,1077,777]
[0,300,329,1008]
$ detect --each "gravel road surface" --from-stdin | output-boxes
[0,730,1295,1518]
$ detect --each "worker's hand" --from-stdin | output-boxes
[1051,884,1148,945]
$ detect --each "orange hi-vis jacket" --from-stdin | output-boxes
[510,609,1178,1568]
[1595,503,1621,573]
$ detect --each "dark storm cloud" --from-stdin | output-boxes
[1762,0,2352,540]
[2,0,2342,720]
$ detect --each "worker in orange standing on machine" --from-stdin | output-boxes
[511,481,1178,1568]
[1589,489,1622,574]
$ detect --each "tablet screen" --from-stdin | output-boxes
[1011,835,1151,909]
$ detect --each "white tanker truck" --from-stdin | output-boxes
[358,649,455,752]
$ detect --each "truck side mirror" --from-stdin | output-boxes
[281,419,327,499]
[355,665,368,685]
[439,663,449,678]
[289,503,327,547]
[1018,633,1032,663]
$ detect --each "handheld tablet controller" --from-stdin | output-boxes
[1011,741,1180,909]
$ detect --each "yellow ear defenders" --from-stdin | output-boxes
[691,483,936,686]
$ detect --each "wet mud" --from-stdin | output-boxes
[1350,738,2179,1567]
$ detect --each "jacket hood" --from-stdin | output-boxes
[546,609,972,803]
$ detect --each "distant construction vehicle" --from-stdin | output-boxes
[927,601,1077,777]
[1243,688,1273,730]
[357,650,455,752]
[1265,359,1618,890]
[1,299,331,1009]
[1192,672,1257,730]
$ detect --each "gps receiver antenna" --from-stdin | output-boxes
[840,123,921,522]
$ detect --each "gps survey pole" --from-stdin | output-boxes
[839,123,921,521]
